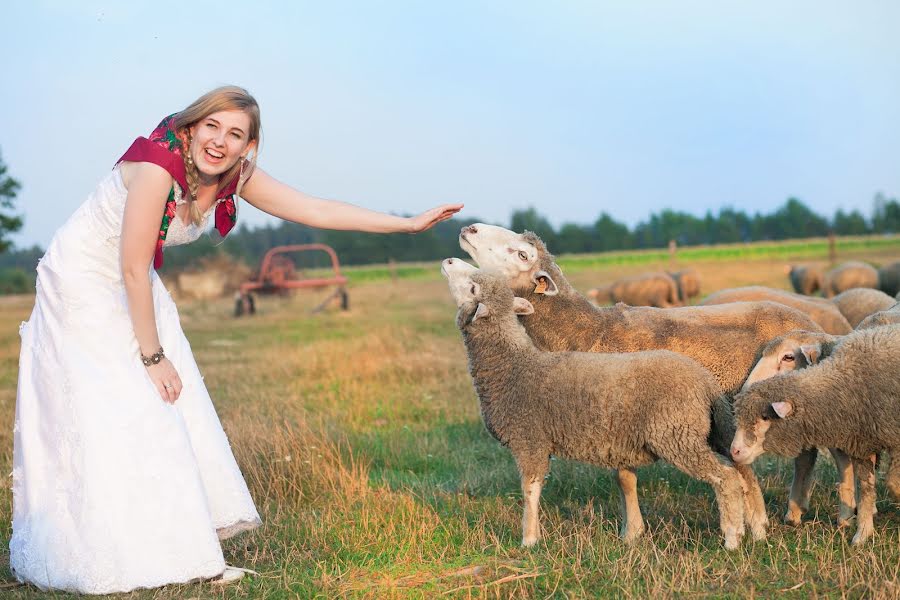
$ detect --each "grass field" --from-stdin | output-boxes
[1,243,900,598]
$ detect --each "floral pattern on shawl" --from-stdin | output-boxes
[117,114,241,269]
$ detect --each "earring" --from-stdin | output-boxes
[239,157,246,182]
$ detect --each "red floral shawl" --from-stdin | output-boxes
[116,114,239,268]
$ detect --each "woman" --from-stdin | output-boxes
[12,86,461,594]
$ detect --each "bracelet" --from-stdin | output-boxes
[141,346,165,367]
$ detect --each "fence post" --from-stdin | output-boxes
[668,239,677,269]
[828,232,836,266]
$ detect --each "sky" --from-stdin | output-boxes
[2,0,899,248]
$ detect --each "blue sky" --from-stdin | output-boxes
[3,1,899,248]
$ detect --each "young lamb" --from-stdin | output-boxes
[442,262,746,549]
[700,286,851,335]
[458,224,827,539]
[731,325,900,545]
[830,288,897,328]
[741,330,857,526]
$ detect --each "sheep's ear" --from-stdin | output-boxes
[532,270,558,296]
[472,303,490,322]
[799,344,821,365]
[512,297,534,315]
[771,401,793,419]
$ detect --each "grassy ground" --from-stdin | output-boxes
[1,246,900,599]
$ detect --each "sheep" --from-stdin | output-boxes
[586,284,613,305]
[731,325,900,545]
[605,271,682,308]
[700,286,851,335]
[741,330,857,526]
[458,223,828,540]
[856,301,900,330]
[442,262,746,549]
[877,261,900,297]
[830,288,897,328]
[823,261,879,298]
[785,264,825,296]
[670,268,702,303]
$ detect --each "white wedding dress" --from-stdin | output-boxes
[12,167,261,594]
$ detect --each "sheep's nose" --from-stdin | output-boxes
[730,446,742,460]
[462,225,478,235]
[447,258,454,264]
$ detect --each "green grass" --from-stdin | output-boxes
[2,249,900,598]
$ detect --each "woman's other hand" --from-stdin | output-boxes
[147,357,183,404]
[407,203,464,233]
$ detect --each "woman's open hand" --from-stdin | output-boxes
[407,203,464,233]
[147,357,183,404]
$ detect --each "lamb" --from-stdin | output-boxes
[458,223,827,540]
[785,264,825,296]
[856,301,900,330]
[442,262,746,549]
[877,261,900,297]
[731,325,900,545]
[741,330,857,526]
[670,268,701,303]
[830,288,897,328]
[605,271,681,307]
[823,261,879,298]
[700,286,851,334]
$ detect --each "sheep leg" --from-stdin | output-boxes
[885,451,900,502]
[829,448,856,526]
[615,468,645,543]
[850,456,876,546]
[515,454,550,547]
[786,448,818,526]
[734,463,768,541]
[666,451,745,550]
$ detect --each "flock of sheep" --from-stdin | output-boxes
[439,224,900,550]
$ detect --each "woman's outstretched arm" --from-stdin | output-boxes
[240,167,463,233]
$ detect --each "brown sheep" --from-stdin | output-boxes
[731,325,900,545]
[670,268,701,303]
[823,261,878,298]
[830,288,897,328]
[856,301,900,330]
[459,223,829,541]
[442,264,746,549]
[606,272,681,308]
[700,286,851,334]
[785,264,824,296]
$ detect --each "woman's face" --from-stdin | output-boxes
[188,110,256,182]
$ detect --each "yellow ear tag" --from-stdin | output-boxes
[534,278,548,294]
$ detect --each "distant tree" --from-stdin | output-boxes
[832,209,869,236]
[872,192,900,234]
[593,212,633,251]
[556,223,594,253]
[0,150,23,253]
[510,207,557,249]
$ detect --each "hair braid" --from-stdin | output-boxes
[179,132,203,225]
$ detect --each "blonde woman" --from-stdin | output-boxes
[12,86,462,594]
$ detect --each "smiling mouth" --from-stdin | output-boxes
[204,148,225,160]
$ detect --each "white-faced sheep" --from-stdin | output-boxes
[830,288,897,328]
[731,325,900,545]
[442,261,746,549]
[785,264,825,296]
[823,261,879,298]
[701,286,851,335]
[458,224,830,539]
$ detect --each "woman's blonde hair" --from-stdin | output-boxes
[173,85,261,226]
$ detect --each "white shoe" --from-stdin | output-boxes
[210,565,257,585]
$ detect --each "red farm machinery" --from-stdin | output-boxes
[235,244,349,316]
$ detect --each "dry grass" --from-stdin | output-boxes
[1,249,900,598]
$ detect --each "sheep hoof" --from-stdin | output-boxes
[783,510,803,527]
[750,521,767,541]
[521,535,540,548]
[620,525,645,544]
[851,527,873,546]
[723,528,742,550]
